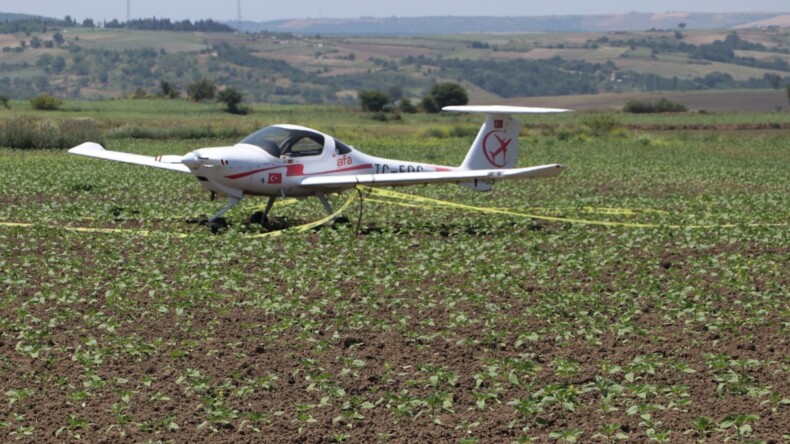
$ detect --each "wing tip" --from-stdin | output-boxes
[68,142,105,154]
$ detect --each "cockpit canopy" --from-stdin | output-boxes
[240,125,352,158]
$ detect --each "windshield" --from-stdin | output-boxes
[240,127,291,157]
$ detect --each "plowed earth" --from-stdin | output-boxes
[1,222,788,443]
[1,131,789,443]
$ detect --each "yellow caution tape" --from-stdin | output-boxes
[0,185,785,237]
[0,220,188,237]
[247,192,357,238]
[359,186,787,230]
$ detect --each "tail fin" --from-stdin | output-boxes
[444,106,571,171]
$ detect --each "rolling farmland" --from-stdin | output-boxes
[1,102,789,442]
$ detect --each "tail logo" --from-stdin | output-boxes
[482,130,512,168]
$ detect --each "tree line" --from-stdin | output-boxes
[103,18,234,33]
[0,16,234,33]
[607,31,790,73]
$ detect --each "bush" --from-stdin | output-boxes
[427,82,469,109]
[623,98,687,113]
[582,114,620,137]
[358,89,390,112]
[398,98,417,114]
[448,125,478,138]
[158,80,181,99]
[0,117,103,149]
[217,87,248,114]
[30,93,64,111]
[0,94,9,109]
[107,125,244,140]
[130,88,149,100]
[187,79,217,102]
[420,96,440,114]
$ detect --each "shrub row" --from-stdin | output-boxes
[623,98,688,113]
[107,125,245,140]
[0,117,104,149]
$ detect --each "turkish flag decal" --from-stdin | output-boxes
[268,173,282,184]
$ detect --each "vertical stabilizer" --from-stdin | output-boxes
[460,112,521,170]
[443,106,571,172]
[443,105,571,191]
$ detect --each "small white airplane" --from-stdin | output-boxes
[69,105,570,230]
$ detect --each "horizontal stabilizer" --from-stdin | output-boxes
[443,105,572,114]
[68,142,190,173]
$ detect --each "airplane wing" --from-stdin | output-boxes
[68,142,191,173]
[298,164,565,189]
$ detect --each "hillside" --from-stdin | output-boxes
[0,13,42,21]
[239,13,787,35]
[1,19,790,110]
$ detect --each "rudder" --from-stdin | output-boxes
[460,112,521,171]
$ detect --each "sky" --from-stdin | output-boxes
[1,0,787,23]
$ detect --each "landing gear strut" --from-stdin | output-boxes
[316,192,349,226]
[315,192,335,221]
[205,197,240,233]
[249,196,277,226]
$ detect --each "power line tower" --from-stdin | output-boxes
[126,0,131,24]
[237,0,242,32]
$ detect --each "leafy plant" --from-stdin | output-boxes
[29,93,63,110]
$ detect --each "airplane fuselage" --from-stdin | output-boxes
[185,138,453,199]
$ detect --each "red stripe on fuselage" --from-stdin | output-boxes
[225,166,282,180]
[225,163,374,180]
[288,164,373,176]
[225,163,456,180]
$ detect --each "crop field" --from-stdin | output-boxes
[1,104,789,443]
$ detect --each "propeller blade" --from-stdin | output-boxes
[155,155,184,164]
[196,156,224,166]
[180,150,228,170]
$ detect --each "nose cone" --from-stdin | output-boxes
[181,151,201,169]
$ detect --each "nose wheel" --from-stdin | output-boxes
[199,196,241,234]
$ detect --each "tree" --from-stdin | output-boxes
[428,82,468,109]
[51,56,66,74]
[217,87,246,114]
[766,73,781,89]
[36,54,53,72]
[398,98,417,114]
[158,80,180,99]
[785,85,790,107]
[387,85,403,104]
[52,32,65,46]
[187,79,217,102]
[420,95,440,113]
[358,89,390,112]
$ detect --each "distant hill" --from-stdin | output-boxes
[236,12,787,35]
[2,12,790,108]
[0,12,47,22]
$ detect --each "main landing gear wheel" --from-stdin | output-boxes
[333,216,351,226]
[209,217,228,234]
[249,211,269,227]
